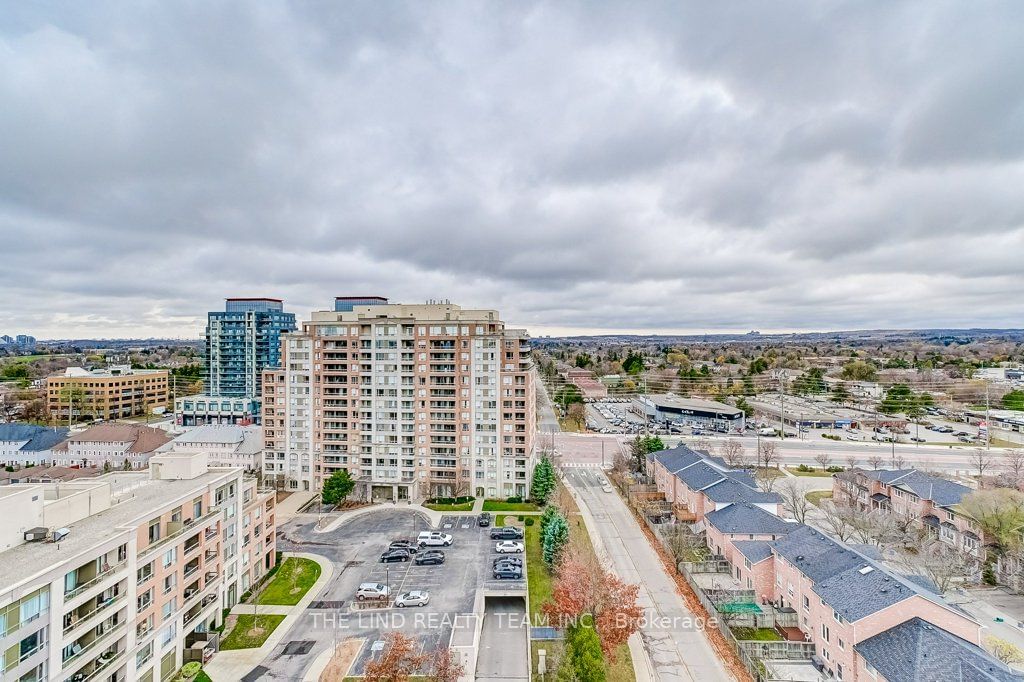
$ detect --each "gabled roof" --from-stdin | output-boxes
[0,423,69,451]
[770,525,864,584]
[705,503,794,536]
[812,563,916,622]
[856,617,1023,682]
[702,478,782,504]
[55,423,172,453]
[676,461,728,490]
[732,540,773,564]
[891,471,972,507]
[864,468,917,484]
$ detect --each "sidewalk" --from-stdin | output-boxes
[204,552,334,682]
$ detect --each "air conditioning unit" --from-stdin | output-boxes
[52,528,71,542]
[23,527,49,542]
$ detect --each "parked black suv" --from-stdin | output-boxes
[478,512,492,527]
[415,550,446,566]
[380,548,412,563]
[489,526,524,540]
[493,556,523,567]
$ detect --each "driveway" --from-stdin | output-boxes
[476,596,529,682]
[562,466,732,682]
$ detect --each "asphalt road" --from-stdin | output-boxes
[475,597,529,682]
[262,509,496,679]
[562,467,731,682]
[555,431,999,473]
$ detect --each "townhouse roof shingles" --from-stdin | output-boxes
[706,503,795,536]
[770,525,865,584]
[53,423,172,453]
[812,563,916,622]
[649,444,783,506]
[732,540,773,564]
[856,617,1023,682]
[0,423,69,451]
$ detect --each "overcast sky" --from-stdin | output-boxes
[2,2,1023,340]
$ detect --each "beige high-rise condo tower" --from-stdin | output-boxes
[262,297,536,501]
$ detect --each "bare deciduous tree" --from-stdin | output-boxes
[818,500,859,542]
[814,452,833,471]
[895,538,978,594]
[892,453,908,469]
[867,455,884,470]
[970,448,995,483]
[755,441,780,492]
[778,478,813,524]
[999,449,1024,489]
[719,439,747,468]
[845,456,860,470]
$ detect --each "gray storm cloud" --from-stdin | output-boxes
[0,1,1022,338]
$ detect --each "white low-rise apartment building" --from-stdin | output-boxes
[50,424,171,470]
[0,451,276,682]
[262,297,536,500]
[158,425,263,472]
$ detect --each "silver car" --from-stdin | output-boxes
[395,590,430,607]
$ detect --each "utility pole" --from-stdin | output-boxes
[774,370,787,440]
[985,380,991,451]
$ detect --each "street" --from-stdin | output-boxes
[562,466,731,682]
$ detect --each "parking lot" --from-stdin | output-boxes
[264,509,525,679]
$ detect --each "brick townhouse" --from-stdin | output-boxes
[833,468,983,558]
[647,445,783,523]
[710,520,1019,681]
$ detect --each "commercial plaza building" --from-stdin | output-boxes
[0,451,275,682]
[205,298,296,399]
[262,298,537,499]
[633,394,746,432]
[46,367,169,422]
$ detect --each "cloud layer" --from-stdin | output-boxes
[2,1,1023,338]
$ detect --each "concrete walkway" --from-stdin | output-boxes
[204,552,334,682]
[471,497,485,513]
[274,491,316,523]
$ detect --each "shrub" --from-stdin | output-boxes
[179,662,201,679]
[825,465,844,473]
[507,496,523,504]
[525,517,535,526]
[796,464,812,472]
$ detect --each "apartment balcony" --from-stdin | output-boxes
[63,584,126,637]
[183,593,220,629]
[183,559,202,580]
[76,642,126,682]
[64,560,129,603]
[140,508,221,560]
[61,614,127,671]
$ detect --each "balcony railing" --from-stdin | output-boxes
[65,561,128,600]
[83,649,125,682]
[64,592,127,635]
[62,622,125,669]
[140,508,220,559]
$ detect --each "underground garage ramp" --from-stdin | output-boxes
[475,596,529,682]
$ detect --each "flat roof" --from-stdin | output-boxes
[640,395,742,414]
[0,469,237,594]
[225,297,283,302]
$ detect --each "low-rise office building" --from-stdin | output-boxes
[0,451,276,682]
[46,366,169,421]
[159,425,263,472]
[173,395,261,427]
[50,424,172,469]
[634,395,745,432]
[0,424,70,466]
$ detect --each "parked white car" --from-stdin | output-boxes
[394,590,430,607]
[356,582,390,601]
[417,531,454,547]
[495,540,525,554]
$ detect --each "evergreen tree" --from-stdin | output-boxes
[540,506,560,534]
[541,512,569,567]
[565,625,606,682]
[531,457,556,504]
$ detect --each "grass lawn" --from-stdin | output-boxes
[524,522,551,622]
[194,672,213,682]
[220,614,285,649]
[257,557,321,605]
[483,500,540,512]
[732,627,783,641]
[557,417,584,432]
[806,490,833,507]
[531,640,634,681]
[423,501,474,511]
[785,466,836,477]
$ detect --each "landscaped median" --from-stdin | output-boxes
[504,486,637,682]
[257,557,322,605]
[220,614,287,650]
